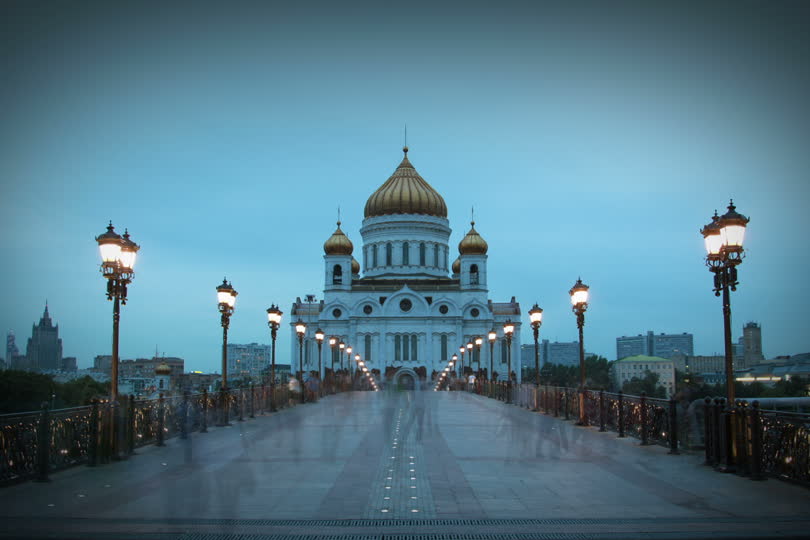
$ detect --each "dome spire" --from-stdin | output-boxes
[323,220,353,255]
[364,147,447,218]
[459,219,488,255]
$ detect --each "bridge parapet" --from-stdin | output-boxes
[0,378,367,487]
[470,382,809,487]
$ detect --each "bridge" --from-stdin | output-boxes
[1,386,808,539]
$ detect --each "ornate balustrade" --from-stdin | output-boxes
[1,381,353,486]
[472,382,809,486]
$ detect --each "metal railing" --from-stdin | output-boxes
[471,382,809,486]
[0,382,349,486]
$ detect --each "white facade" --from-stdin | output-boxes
[610,355,675,398]
[289,149,521,384]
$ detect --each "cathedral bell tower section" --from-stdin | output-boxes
[458,221,488,291]
[323,221,355,292]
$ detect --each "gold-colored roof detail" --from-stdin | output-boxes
[324,221,354,255]
[364,147,448,218]
[155,362,172,375]
[458,221,488,255]
[351,257,360,274]
[451,256,461,274]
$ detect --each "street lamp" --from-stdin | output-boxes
[701,200,749,405]
[529,304,544,411]
[96,222,139,459]
[569,278,589,425]
[95,223,140,406]
[266,304,282,412]
[459,346,466,377]
[315,328,325,383]
[295,318,307,403]
[346,346,353,377]
[339,341,345,371]
[451,354,459,378]
[488,329,497,381]
[216,278,237,425]
[503,320,515,403]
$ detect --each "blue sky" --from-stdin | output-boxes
[2,0,809,371]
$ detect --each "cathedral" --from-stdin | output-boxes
[289,147,521,387]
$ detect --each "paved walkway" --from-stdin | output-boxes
[0,390,808,539]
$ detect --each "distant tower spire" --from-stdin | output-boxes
[471,206,475,226]
[337,206,341,226]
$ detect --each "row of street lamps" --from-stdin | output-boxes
[96,199,746,432]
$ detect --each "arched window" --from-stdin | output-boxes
[365,335,372,363]
[333,264,343,284]
[372,244,378,267]
[386,243,392,266]
[402,242,409,265]
[441,334,448,361]
[395,335,401,361]
[433,244,439,267]
[470,263,479,285]
[419,243,426,265]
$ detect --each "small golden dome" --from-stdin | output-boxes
[323,221,354,255]
[364,148,448,218]
[155,362,171,376]
[451,256,461,274]
[351,257,360,274]
[458,221,488,255]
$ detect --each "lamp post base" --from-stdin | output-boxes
[575,389,588,426]
[215,388,231,427]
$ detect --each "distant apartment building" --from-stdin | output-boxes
[61,357,77,372]
[6,332,18,368]
[119,357,184,379]
[93,355,113,374]
[610,355,676,397]
[521,341,590,368]
[740,322,764,368]
[671,353,725,374]
[26,304,63,371]
[227,343,271,379]
[616,331,693,360]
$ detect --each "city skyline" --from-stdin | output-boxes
[2,1,809,373]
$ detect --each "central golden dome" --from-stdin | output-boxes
[364,147,448,218]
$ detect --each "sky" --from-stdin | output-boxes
[1,0,809,372]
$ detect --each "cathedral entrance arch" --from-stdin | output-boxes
[393,368,419,391]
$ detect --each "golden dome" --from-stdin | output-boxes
[458,221,488,255]
[351,257,360,274]
[451,256,461,274]
[364,147,448,218]
[323,221,353,255]
[155,362,171,376]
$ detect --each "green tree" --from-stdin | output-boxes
[621,370,666,398]
[0,370,55,413]
[57,376,109,407]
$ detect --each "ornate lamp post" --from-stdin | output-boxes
[96,222,139,459]
[529,304,544,411]
[346,346,353,378]
[266,304,282,412]
[96,223,140,406]
[503,320,515,403]
[569,278,589,425]
[459,346,466,376]
[701,200,749,405]
[295,319,307,403]
[452,354,459,379]
[315,328,324,383]
[338,340,345,371]
[216,278,238,425]
[488,329,497,381]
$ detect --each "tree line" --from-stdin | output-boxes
[0,370,110,414]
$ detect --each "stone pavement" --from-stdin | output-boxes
[0,390,808,539]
